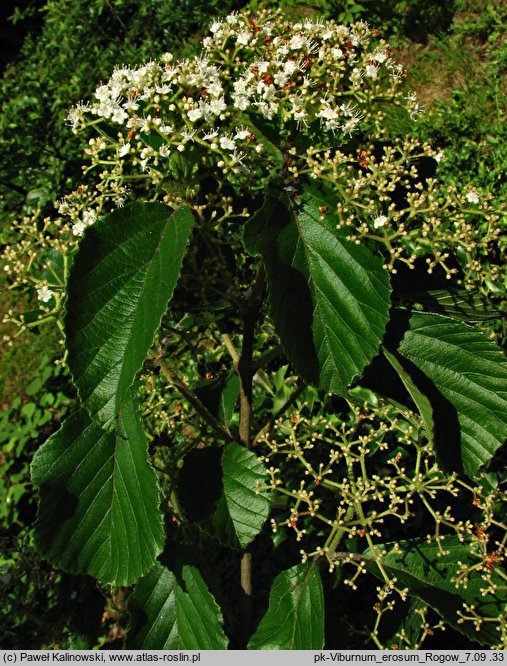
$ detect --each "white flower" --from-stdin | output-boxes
[219,136,236,151]
[255,100,277,119]
[181,129,197,142]
[350,68,363,84]
[203,129,219,141]
[235,128,251,140]
[236,30,251,46]
[82,209,97,226]
[365,64,379,79]
[187,108,203,123]
[435,151,445,162]
[119,143,131,157]
[207,97,227,116]
[72,221,86,236]
[341,116,361,136]
[66,101,90,128]
[340,102,357,117]
[283,60,299,76]
[155,84,172,95]
[233,94,250,111]
[373,214,388,229]
[289,34,306,50]
[111,106,128,124]
[318,104,339,122]
[372,50,388,63]
[465,190,480,204]
[274,71,289,87]
[37,286,54,303]
[163,66,179,82]
[207,81,223,97]
[123,97,139,112]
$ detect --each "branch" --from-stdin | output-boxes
[221,332,240,367]
[237,263,265,446]
[236,263,265,643]
[154,353,235,443]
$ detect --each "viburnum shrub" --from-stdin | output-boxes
[3,9,507,649]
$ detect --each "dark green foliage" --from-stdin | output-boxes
[403,0,456,43]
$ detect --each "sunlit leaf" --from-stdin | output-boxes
[243,187,391,395]
[31,389,164,586]
[126,560,228,649]
[248,562,324,649]
[66,202,194,428]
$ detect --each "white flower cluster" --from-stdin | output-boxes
[66,10,415,187]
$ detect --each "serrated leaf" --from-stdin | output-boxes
[399,288,501,321]
[215,442,272,549]
[126,560,228,649]
[388,312,507,476]
[365,536,507,647]
[31,388,164,587]
[243,188,391,395]
[66,202,194,428]
[248,562,324,649]
[178,444,272,550]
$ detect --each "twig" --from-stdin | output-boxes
[154,353,235,443]
[221,332,240,367]
[236,263,265,643]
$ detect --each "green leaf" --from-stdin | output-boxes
[193,371,240,427]
[365,536,507,647]
[31,388,164,587]
[40,247,66,285]
[248,562,324,649]
[66,202,194,428]
[214,442,272,549]
[177,443,272,550]
[243,188,391,395]
[382,597,429,650]
[126,560,228,649]
[399,288,501,321]
[245,113,283,166]
[387,312,507,476]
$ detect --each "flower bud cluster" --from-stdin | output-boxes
[260,385,507,646]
